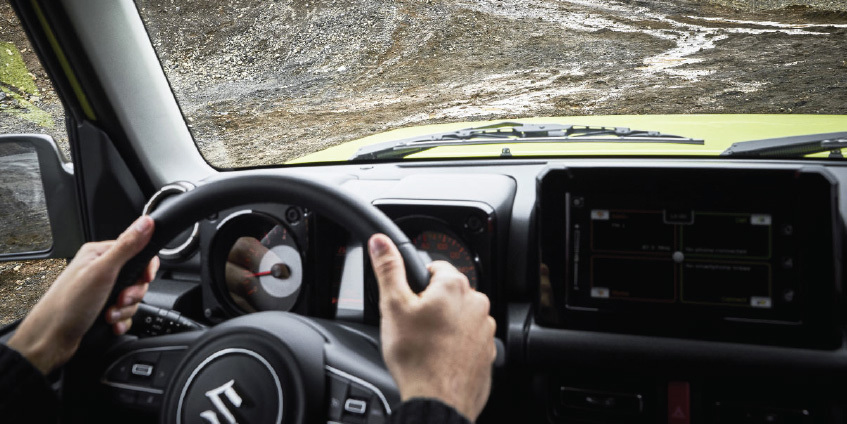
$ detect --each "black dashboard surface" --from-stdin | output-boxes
[138,159,847,423]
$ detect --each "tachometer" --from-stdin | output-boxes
[412,230,479,289]
[213,211,303,313]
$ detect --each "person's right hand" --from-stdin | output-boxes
[368,234,496,422]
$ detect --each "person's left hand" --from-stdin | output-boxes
[8,215,159,375]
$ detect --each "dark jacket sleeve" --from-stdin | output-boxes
[389,398,472,424]
[0,343,58,423]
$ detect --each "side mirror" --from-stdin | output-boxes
[0,134,83,260]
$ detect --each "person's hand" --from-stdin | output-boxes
[8,215,159,375]
[368,234,496,422]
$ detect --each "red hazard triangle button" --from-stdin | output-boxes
[668,381,690,424]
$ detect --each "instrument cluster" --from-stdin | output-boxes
[189,201,497,322]
[189,203,313,320]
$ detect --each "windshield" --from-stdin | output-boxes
[134,0,847,168]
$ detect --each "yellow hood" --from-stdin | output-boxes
[289,115,847,163]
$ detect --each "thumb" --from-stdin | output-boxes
[99,215,155,267]
[368,234,415,309]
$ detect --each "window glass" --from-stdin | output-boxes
[1,2,69,325]
[135,1,847,167]
[0,3,70,160]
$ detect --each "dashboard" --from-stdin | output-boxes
[138,173,515,328]
[125,160,847,423]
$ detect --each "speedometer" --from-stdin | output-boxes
[412,230,479,289]
[212,211,303,313]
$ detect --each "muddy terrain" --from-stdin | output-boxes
[2,0,847,324]
[134,0,847,166]
[0,3,69,157]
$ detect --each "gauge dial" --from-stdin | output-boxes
[413,230,478,289]
[216,212,303,313]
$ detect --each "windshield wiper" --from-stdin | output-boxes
[349,122,704,161]
[720,132,847,158]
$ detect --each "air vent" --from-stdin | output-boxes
[142,181,199,261]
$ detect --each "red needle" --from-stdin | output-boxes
[250,264,291,279]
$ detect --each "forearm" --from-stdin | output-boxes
[7,321,75,375]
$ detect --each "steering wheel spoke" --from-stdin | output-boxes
[100,332,201,415]
[99,313,399,423]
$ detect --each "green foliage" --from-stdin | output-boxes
[1,41,38,95]
[0,41,53,128]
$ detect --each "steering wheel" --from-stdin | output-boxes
[65,174,431,423]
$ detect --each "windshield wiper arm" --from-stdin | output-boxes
[349,122,704,161]
[720,132,847,158]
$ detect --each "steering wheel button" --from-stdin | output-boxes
[131,363,154,377]
[328,375,349,421]
[344,398,368,415]
[105,360,131,382]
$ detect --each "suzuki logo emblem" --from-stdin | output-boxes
[200,380,243,424]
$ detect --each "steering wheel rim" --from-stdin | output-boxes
[111,173,429,305]
[73,174,420,423]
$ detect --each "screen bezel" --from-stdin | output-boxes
[536,165,842,349]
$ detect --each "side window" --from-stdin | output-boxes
[1,2,70,326]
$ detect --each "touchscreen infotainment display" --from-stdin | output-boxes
[550,166,829,327]
[583,210,774,309]
[567,195,800,322]
[538,166,840,348]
